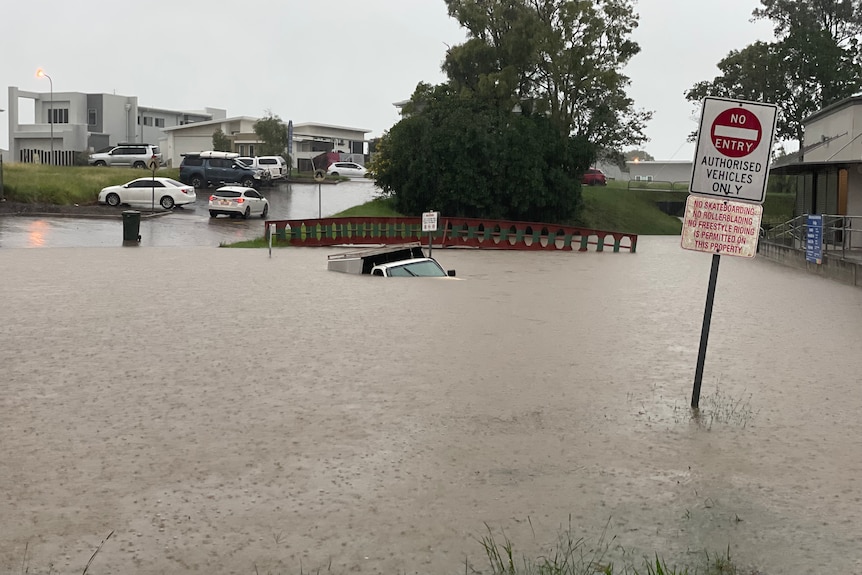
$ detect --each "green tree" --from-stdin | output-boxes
[212,128,232,152]
[254,112,289,156]
[686,0,862,150]
[443,0,652,155]
[371,84,589,223]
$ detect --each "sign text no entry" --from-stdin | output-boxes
[711,107,761,158]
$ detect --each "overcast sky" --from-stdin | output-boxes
[0,0,775,160]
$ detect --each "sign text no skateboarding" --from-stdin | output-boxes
[690,97,777,204]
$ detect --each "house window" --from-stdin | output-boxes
[249,145,255,156]
[49,108,69,124]
[87,108,97,126]
[143,116,153,126]
[154,118,165,128]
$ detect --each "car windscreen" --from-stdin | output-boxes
[387,260,447,277]
[259,158,276,165]
[235,160,251,168]
[212,190,241,198]
[165,178,185,187]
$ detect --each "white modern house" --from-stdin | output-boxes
[6,83,372,169]
[162,119,371,169]
[6,86,223,165]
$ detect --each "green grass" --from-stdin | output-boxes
[333,196,401,217]
[574,182,684,235]
[476,521,759,575]
[2,163,181,204]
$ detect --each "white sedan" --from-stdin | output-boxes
[98,177,196,209]
[327,161,367,178]
[208,186,270,219]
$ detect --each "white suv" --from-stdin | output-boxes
[237,156,288,181]
[89,144,162,168]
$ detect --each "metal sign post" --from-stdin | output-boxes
[268,223,275,258]
[422,211,439,257]
[151,155,157,212]
[314,169,326,219]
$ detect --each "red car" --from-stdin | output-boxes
[582,168,607,186]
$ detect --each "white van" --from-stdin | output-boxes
[236,156,288,181]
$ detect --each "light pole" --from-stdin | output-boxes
[36,68,53,165]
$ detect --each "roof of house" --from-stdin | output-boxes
[804,94,862,125]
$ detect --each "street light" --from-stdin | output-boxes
[36,68,53,165]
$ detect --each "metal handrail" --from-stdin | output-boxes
[764,213,862,259]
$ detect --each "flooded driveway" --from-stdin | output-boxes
[0,236,860,574]
[0,179,379,248]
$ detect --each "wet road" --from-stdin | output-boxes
[0,179,379,248]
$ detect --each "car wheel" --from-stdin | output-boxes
[94,161,107,167]
[106,193,121,207]
[260,204,269,219]
[160,196,175,210]
[242,207,251,219]
[209,211,217,218]
[133,161,146,169]
[191,175,204,188]
[330,171,339,177]
[241,177,255,188]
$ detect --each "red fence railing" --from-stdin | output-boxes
[265,216,637,253]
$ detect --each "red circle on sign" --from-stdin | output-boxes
[710,107,762,158]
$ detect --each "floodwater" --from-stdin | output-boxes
[0,179,379,248]
[0,237,860,574]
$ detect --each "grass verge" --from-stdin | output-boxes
[2,163,181,205]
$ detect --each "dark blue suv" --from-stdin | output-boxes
[179,151,264,189]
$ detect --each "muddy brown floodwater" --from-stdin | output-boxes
[1,237,860,574]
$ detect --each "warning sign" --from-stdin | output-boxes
[680,195,762,258]
[690,97,777,204]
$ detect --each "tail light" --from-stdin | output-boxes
[209,195,215,201]
[236,198,245,204]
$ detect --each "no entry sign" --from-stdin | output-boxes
[690,97,777,204]
[711,107,761,158]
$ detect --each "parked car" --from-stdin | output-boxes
[237,156,288,181]
[98,177,195,209]
[327,161,367,178]
[582,168,607,186]
[180,151,265,189]
[89,144,162,168]
[208,186,269,219]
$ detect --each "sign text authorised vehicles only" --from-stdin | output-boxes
[690,97,777,204]
[680,195,763,258]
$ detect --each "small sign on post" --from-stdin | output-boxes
[422,211,439,257]
[806,215,823,264]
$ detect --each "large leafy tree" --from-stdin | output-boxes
[686,0,862,150]
[371,83,590,223]
[253,112,289,156]
[443,0,652,153]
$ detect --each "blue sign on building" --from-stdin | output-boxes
[806,214,823,264]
